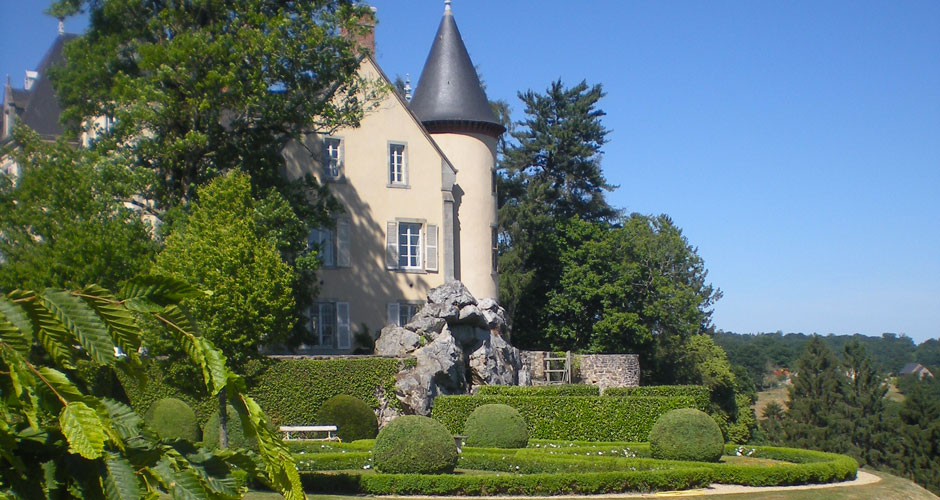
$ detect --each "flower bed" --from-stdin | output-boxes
[293,440,858,496]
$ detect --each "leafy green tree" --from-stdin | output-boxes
[497,80,618,334]
[537,216,720,382]
[49,0,376,207]
[154,172,296,366]
[47,0,377,324]
[0,276,303,498]
[783,336,852,453]
[0,128,155,291]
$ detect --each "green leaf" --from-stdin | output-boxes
[103,453,142,500]
[0,297,34,352]
[38,366,86,403]
[60,401,107,460]
[153,457,209,500]
[232,394,303,500]
[15,295,77,369]
[199,338,228,396]
[101,398,142,442]
[0,315,29,355]
[41,289,116,366]
[80,284,143,355]
[120,275,202,313]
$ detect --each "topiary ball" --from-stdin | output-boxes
[315,395,378,442]
[203,404,256,451]
[463,404,528,448]
[373,415,458,474]
[649,408,724,462]
[144,397,200,442]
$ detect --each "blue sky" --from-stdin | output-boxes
[3,1,938,343]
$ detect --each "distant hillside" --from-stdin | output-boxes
[714,331,938,388]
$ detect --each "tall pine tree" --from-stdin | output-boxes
[783,336,852,453]
[497,80,617,347]
[841,338,902,469]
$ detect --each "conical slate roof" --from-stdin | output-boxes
[410,3,504,137]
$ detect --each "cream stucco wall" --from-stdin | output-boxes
[431,132,499,299]
[281,59,451,344]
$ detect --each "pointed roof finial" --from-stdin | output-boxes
[444,0,452,15]
[404,73,412,102]
[57,18,65,36]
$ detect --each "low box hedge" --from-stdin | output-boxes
[294,442,858,496]
[476,384,600,396]
[432,395,705,441]
[299,468,713,496]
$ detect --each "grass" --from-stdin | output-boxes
[754,385,789,416]
[241,470,938,500]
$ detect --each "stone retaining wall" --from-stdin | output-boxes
[520,351,640,391]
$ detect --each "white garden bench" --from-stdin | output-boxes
[279,425,338,441]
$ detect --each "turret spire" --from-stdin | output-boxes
[410,3,504,137]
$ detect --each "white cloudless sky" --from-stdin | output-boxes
[3,1,938,343]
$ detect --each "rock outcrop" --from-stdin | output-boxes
[375,281,526,415]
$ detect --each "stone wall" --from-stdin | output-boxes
[578,354,640,392]
[520,351,640,391]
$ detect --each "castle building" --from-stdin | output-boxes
[1,3,502,353]
[281,2,503,352]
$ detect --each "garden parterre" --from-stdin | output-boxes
[290,440,858,496]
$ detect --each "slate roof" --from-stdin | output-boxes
[3,33,77,141]
[409,3,504,137]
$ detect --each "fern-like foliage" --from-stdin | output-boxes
[0,276,303,499]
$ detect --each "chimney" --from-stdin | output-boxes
[342,6,377,56]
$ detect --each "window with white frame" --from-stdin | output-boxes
[388,143,406,185]
[310,302,350,349]
[323,137,343,179]
[307,219,350,268]
[385,220,438,272]
[398,222,422,269]
[387,302,422,327]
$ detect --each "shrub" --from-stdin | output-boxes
[373,416,457,474]
[649,408,724,462]
[203,404,255,451]
[476,385,599,396]
[315,395,378,442]
[432,395,705,441]
[464,404,528,448]
[143,397,201,442]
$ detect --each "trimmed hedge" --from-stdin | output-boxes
[464,404,528,448]
[300,468,713,496]
[476,384,600,396]
[250,358,403,426]
[297,443,857,495]
[603,385,709,403]
[118,361,217,427]
[315,395,378,442]
[373,416,458,474]
[649,408,724,462]
[143,397,201,442]
[432,395,705,441]
[120,357,404,429]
